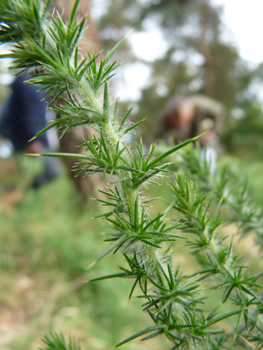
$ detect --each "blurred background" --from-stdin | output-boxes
[0,0,263,349]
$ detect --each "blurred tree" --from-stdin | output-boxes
[95,0,263,156]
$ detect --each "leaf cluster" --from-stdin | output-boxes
[161,144,263,248]
[0,0,126,138]
[171,173,263,348]
[0,0,49,42]
[40,332,81,350]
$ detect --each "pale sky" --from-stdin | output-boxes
[213,0,263,64]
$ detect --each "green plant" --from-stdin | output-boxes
[159,143,263,246]
[40,332,81,350]
[1,1,263,349]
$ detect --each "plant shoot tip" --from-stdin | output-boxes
[86,261,96,270]
[27,153,41,157]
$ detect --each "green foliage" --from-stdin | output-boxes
[1,1,263,350]
[40,332,81,350]
[228,98,263,160]
[166,145,263,246]
[171,173,263,319]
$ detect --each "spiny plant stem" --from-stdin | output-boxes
[100,117,170,290]
[1,1,198,347]
[1,1,262,349]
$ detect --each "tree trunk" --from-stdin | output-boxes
[199,0,214,97]
[51,0,104,202]
[51,0,100,54]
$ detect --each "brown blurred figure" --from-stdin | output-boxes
[155,94,225,150]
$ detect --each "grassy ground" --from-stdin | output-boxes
[0,153,263,350]
[0,155,172,350]
[244,161,263,207]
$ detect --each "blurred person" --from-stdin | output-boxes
[154,94,225,170]
[155,94,224,144]
[0,71,60,188]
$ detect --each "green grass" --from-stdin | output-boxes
[0,155,170,350]
[243,161,263,207]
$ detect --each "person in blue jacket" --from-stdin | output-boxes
[0,71,60,188]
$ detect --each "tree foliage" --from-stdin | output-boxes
[96,0,263,155]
